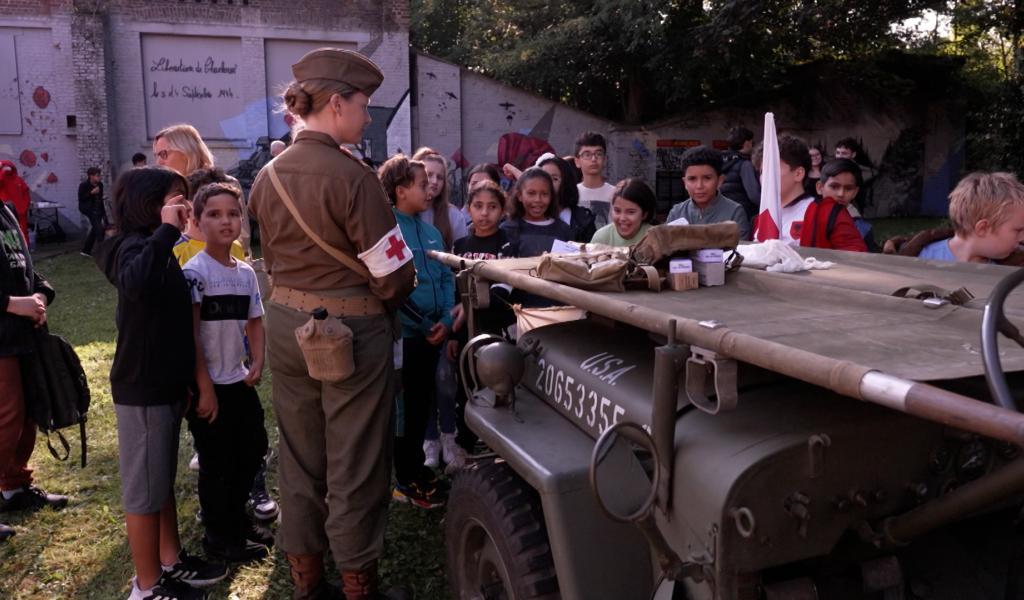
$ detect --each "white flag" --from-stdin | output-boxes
[754,112,782,241]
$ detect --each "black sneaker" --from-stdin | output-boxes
[202,535,269,564]
[0,486,68,512]
[417,466,450,493]
[161,550,227,587]
[127,575,207,600]
[244,523,274,549]
[0,522,14,542]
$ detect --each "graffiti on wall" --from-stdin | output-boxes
[499,101,516,127]
[627,138,651,179]
[655,139,700,173]
[0,34,63,196]
[12,87,62,191]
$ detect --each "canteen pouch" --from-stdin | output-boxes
[294,314,355,383]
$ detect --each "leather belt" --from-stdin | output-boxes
[270,286,384,317]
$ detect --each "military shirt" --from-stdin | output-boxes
[248,130,415,306]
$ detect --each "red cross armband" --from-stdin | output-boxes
[357,225,413,278]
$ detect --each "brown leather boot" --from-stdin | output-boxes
[341,564,375,600]
[341,563,413,600]
[289,553,337,600]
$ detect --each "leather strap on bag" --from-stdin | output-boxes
[638,265,662,291]
[266,162,372,280]
[892,283,974,306]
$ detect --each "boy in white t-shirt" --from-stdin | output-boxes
[183,182,272,563]
[776,134,817,246]
[575,131,616,229]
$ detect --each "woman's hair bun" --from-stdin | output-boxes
[284,82,314,118]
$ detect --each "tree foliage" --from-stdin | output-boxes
[411,0,1024,175]
[412,0,947,123]
[916,0,1024,174]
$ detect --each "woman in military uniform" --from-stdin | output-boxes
[248,48,415,600]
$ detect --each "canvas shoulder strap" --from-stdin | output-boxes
[265,162,371,280]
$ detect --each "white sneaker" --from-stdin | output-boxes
[441,433,467,473]
[126,576,206,600]
[423,439,441,469]
[189,453,200,472]
[126,577,148,600]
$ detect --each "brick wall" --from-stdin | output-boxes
[71,9,112,193]
[0,0,413,229]
[108,0,386,31]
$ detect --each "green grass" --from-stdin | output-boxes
[0,252,448,599]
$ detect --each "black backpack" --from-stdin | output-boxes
[811,199,881,253]
[20,327,90,467]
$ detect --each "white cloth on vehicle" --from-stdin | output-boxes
[736,239,835,273]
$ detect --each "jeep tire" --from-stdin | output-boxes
[446,459,560,600]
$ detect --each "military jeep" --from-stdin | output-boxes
[431,248,1024,600]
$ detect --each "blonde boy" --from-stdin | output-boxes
[917,172,1024,263]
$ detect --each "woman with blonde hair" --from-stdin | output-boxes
[411,147,468,249]
[153,124,215,176]
[153,124,251,256]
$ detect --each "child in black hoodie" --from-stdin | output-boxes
[95,166,226,600]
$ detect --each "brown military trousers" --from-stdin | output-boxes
[266,300,395,571]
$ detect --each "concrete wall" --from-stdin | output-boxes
[608,97,963,218]
[413,51,614,205]
[412,53,462,158]
[458,70,612,167]
[413,49,962,218]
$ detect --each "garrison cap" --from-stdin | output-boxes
[291,48,384,96]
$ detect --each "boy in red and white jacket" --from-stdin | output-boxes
[774,135,866,252]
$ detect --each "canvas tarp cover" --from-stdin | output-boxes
[453,248,1024,382]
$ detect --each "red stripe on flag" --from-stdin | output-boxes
[754,210,780,242]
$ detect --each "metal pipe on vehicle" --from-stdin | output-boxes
[429,252,1024,446]
[860,372,1024,448]
[652,321,687,512]
[882,458,1024,544]
[981,266,1024,411]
